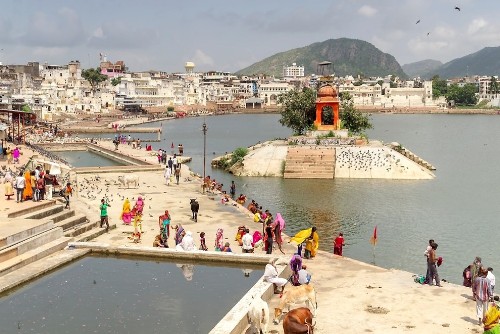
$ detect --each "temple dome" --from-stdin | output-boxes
[317,85,337,98]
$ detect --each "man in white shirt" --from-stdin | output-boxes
[298,264,312,285]
[15,172,25,203]
[242,229,254,253]
[264,259,288,294]
[487,267,496,293]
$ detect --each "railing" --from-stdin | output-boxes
[288,137,356,146]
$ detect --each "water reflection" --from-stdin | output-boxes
[242,269,253,277]
[176,263,195,281]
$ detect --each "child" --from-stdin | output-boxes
[132,205,143,234]
[221,242,232,252]
[64,182,72,209]
[199,232,208,251]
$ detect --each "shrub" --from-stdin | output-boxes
[230,147,248,165]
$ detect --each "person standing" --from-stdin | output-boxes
[164,165,171,186]
[6,147,12,164]
[63,182,72,209]
[15,172,25,203]
[4,171,14,200]
[174,164,181,185]
[172,154,178,171]
[333,232,345,256]
[230,180,236,199]
[487,267,496,293]
[30,171,38,202]
[265,220,274,254]
[167,157,173,173]
[424,239,435,284]
[99,198,111,232]
[36,173,45,201]
[474,267,493,325]
[190,199,199,222]
[427,242,442,287]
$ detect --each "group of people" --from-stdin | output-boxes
[4,146,21,164]
[4,166,61,203]
[264,254,313,295]
[119,196,145,240]
[463,256,498,328]
[164,157,182,186]
[424,239,443,287]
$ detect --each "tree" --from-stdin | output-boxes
[82,68,108,92]
[339,92,373,134]
[489,76,499,98]
[446,83,478,106]
[111,77,121,86]
[278,87,316,135]
[432,75,448,98]
[21,104,31,112]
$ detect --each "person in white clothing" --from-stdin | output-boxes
[264,258,288,294]
[15,172,25,203]
[242,228,254,253]
[298,264,312,285]
[176,231,196,251]
[487,267,496,293]
[164,166,171,186]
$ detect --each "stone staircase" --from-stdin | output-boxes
[0,200,114,277]
[283,146,336,179]
[389,143,436,171]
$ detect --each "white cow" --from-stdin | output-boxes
[247,297,269,334]
[117,175,140,188]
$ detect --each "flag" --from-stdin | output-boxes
[370,226,378,246]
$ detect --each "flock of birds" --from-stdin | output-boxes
[25,143,71,166]
[416,6,461,37]
[336,148,407,173]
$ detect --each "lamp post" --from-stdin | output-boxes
[202,121,207,193]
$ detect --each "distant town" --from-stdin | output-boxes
[1,55,499,121]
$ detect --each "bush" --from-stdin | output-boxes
[167,106,175,112]
[231,147,248,165]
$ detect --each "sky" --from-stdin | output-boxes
[0,0,499,73]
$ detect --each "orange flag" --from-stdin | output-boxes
[370,226,378,246]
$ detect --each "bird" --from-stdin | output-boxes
[427,32,430,36]
[416,19,420,24]
[454,6,460,11]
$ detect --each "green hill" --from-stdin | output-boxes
[402,59,443,78]
[236,38,407,78]
[428,47,500,78]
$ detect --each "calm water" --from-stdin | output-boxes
[67,114,500,284]
[56,150,125,167]
[0,255,262,334]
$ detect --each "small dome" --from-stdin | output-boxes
[317,85,337,98]
[185,62,195,68]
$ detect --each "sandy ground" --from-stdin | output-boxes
[0,137,484,334]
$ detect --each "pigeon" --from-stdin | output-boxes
[416,19,420,24]
[454,6,460,11]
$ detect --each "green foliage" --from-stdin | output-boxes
[230,147,248,165]
[21,105,31,112]
[446,83,478,106]
[167,106,175,112]
[339,93,373,134]
[489,76,500,97]
[278,87,316,135]
[432,75,448,98]
[111,77,121,86]
[82,68,108,92]
[280,161,286,176]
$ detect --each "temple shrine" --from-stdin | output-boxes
[313,84,339,131]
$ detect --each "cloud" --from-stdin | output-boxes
[192,49,214,67]
[20,8,85,47]
[87,21,159,49]
[358,5,377,17]
[467,18,487,35]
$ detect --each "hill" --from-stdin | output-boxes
[236,38,407,78]
[427,47,500,79]
[402,59,442,78]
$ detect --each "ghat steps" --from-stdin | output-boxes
[283,146,336,179]
[0,200,114,277]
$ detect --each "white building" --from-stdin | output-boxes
[283,63,305,78]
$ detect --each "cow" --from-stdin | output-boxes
[274,284,317,324]
[117,175,139,188]
[247,296,270,334]
[283,307,315,334]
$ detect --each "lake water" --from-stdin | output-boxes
[70,114,500,284]
[0,255,262,334]
[56,150,126,167]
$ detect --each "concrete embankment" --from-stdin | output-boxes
[215,139,435,180]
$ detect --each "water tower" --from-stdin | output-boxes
[185,61,195,75]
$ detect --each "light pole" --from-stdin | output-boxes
[202,120,207,193]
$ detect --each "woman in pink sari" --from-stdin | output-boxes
[274,213,286,254]
[215,228,224,251]
[135,196,144,215]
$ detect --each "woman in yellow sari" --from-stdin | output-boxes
[290,226,319,258]
[120,198,132,225]
[22,170,33,201]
